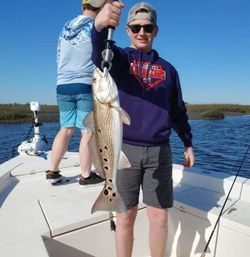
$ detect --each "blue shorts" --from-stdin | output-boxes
[57,83,93,129]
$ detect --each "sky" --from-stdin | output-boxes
[0,0,249,105]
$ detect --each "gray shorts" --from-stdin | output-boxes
[117,143,173,209]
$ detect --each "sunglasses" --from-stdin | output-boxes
[128,24,155,34]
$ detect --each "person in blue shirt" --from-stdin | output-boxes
[46,0,106,185]
[92,1,195,256]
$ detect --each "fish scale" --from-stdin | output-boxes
[94,102,116,183]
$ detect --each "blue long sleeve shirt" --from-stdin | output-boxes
[91,27,193,147]
[57,15,96,86]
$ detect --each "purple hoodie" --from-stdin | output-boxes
[92,27,192,147]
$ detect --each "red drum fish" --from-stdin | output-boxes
[84,67,131,214]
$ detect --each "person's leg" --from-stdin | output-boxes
[116,144,143,257]
[47,89,77,183]
[76,92,104,185]
[115,205,138,257]
[49,127,74,171]
[78,129,104,184]
[147,206,168,257]
[79,129,92,178]
[142,144,173,256]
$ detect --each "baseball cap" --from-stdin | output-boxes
[82,0,106,8]
[127,2,157,25]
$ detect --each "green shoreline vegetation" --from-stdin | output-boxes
[0,103,250,123]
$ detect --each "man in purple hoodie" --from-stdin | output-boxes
[92,2,195,257]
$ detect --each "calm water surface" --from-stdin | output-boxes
[0,115,249,178]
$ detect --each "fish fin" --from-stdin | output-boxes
[118,151,131,169]
[83,111,94,129]
[91,187,127,214]
[112,106,131,126]
[87,130,106,179]
[120,107,131,126]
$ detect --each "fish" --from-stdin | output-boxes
[83,67,131,214]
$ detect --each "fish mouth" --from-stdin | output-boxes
[93,68,102,77]
[94,67,108,77]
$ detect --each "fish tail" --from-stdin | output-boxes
[91,187,127,214]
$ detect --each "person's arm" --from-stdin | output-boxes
[91,1,126,81]
[170,69,195,167]
[92,1,124,68]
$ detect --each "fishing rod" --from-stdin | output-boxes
[200,144,250,257]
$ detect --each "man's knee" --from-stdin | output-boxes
[148,207,168,228]
[61,127,74,137]
[117,207,137,228]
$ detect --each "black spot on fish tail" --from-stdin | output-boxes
[91,188,127,213]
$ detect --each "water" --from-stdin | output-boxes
[171,115,250,178]
[0,115,250,178]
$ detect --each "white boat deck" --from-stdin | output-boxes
[0,152,249,257]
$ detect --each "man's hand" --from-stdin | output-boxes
[95,1,124,31]
[183,147,195,168]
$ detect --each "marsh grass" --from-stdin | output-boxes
[0,103,58,123]
[187,104,250,119]
[0,103,249,123]
[187,104,250,114]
